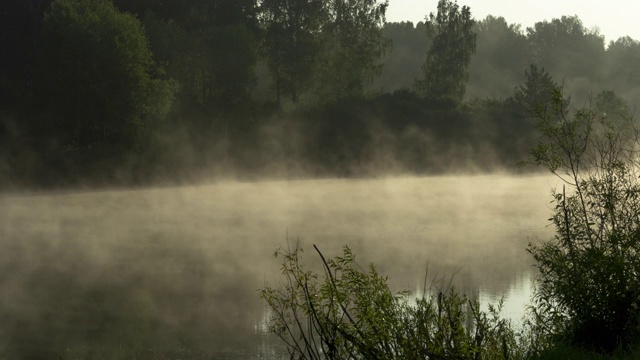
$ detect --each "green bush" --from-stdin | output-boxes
[525,81,640,352]
[259,242,525,359]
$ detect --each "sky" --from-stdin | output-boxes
[386,0,640,43]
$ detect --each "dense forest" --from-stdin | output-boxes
[1,0,638,188]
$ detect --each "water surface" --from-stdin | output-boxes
[0,174,556,358]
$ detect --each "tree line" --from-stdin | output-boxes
[0,0,638,188]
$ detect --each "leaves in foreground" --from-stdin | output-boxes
[259,242,527,359]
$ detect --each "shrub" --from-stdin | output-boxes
[525,82,640,352]
[259,242,525,359]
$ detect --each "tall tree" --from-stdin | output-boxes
[114,0,259,114]
[467,16,528,99]
[259,0,325,104]
[594,90,632,127]
[376,21,430,92]
[416,0,476,105]
[316,0,390,101]
[526,16,605,97]
[604,36,640,103]
[209,0,259,112]
[509,64,567,117]
[33,0,176,164]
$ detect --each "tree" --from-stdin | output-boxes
[416,0,476,105]
[315,0,390,102]
[526,80,640,352]
[594,90,631,126]
[604,36,640,104]
[209,24,258,111]
[202,0,259,113]
[510,64,567,117]
[116,0,259,113]
[260,0,389,105]
[260,0,326,104]
[33,0,175,170]
[526,16,605,98]
[467,16,528,99]
[376,21,430,92]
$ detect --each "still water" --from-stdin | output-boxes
[0,174,555,358]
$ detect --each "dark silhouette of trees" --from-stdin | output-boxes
[467,16,529,99]
[260,0,325,104]
[604,36,640,105]
[315,0,390,102]
[114,0,259,114]
[260,0,389,104]
[32,0,176,178]
[526,16,605,101]
[0,0,52,109]
[416,0,476,105]
[510,64,565,116]
[594,90,631,125]
[4,0,640,187]
[376,21,430,93]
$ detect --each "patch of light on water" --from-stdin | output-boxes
[479,271,534,326]
[256,306,272,335]
[0,174,555,358]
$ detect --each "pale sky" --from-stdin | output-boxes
[386,0,640,43]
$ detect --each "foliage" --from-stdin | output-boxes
[416,0,476,105]
[526,16,605,83]
[315,0,391,102]
[604,36,640,96]
[525,80,640,352]
[259,242,525,359]
[259,0,325,104]
[209,24,258,111]
[377,22,431,93]
[510,64,567,118]
[260,0,389,104]
[593,90,632,126]
[6,0,640,186]
[467,16,529,99]
[34,0,176,160]
[120,0,259,113]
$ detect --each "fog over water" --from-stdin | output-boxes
[0,174,555,358]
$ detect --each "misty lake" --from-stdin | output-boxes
[0,174,555,359]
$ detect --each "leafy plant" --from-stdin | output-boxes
[524,78,640,352]
[259,241,525,359]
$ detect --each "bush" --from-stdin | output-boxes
[525,82,640,352]
[259,242,525,359]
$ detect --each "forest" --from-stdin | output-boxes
[1,0,639,188]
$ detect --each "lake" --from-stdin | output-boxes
[0,174,556,358]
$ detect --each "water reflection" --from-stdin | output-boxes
[480,271,535,325]
[0,175,554,358]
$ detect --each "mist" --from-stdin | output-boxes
[0,175,554,358]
